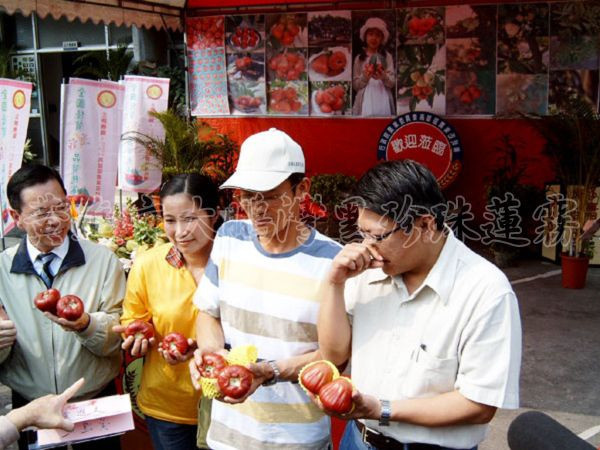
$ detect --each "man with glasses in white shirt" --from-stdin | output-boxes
[316,160,522,450]
[0,164,125,450]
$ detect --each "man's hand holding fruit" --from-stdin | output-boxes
[301,359,382,421]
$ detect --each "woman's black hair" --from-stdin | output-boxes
[355,160,446,231]
[159,173,223,229]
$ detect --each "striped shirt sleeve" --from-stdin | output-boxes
[193,235,223,318]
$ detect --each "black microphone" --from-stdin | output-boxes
[508,411,595,450]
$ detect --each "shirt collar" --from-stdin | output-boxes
[416,225,458,305]
[11,232,85,276]
[367,225,459,305]
[165,244,185,269]
[26,235,70,264]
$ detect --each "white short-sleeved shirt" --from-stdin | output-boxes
[194,220,341,450]
[344,229,522,449]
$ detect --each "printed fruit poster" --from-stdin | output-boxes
[184,3,600,118]
[496,3,549,115]
[445,5,496,115]
[264,13,309,115]
[548,2,599,114]
[187,16,230,116]
[226,15,267,115]
[396,7,445,115]
[351,10,396,117]
[308,11,352,116]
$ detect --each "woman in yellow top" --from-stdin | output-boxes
[113,174,220,450]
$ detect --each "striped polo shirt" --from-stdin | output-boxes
[194,220,341,450]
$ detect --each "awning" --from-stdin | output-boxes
[188,0,342,7]
[187,0,380,8]
[0,0,184,31]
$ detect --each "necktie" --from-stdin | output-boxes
[38,253,57,288]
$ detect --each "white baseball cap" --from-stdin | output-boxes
[220,128,305,192]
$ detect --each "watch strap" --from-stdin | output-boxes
[378,399,391,426]
[262,360,280,386]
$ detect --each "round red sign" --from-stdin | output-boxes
[378,112,462,189]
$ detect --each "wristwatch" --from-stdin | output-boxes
[262,360,281,386]
[379,399,391,426]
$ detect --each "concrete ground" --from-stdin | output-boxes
[481,258,600,449]
[1,231,599,449]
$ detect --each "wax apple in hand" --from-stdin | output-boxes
[299,360,338,395]
[56,295,84,321]
[124,320,154,340]
[34,289,61,314]
[318,377,354,414]
[200,353,227,378]
[161,332,189,358]
[217,365,253,399]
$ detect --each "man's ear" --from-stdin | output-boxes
[295,177,311,197]
[419,215,439,242]
[8,209,21,227]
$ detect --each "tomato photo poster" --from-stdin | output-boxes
[445,5,496,115]
[496,3,549,115]
[187,16,230,116]
[226,15,267,115]
[266,13,309,115]
[307,10,352,116]
[548,2,599,114]
[396,7,445,115]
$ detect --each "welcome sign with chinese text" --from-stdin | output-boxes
[377,112,462,189]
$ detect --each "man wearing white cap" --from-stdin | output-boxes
[189,128,341,449]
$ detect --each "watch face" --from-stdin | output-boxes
[262,360,280,386]
[379,399,391,426]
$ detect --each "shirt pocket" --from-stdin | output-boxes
[401,347,458,398]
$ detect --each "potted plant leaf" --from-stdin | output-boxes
[527,97,600,288]
[122,109,237,213]
[123,109,236,180]
[308,173,357,242]
[484,133,544,267]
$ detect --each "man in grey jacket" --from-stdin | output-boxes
[0,165,125,450]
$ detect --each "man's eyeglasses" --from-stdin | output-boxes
[357,223,404,242]
[26,204,70,220]
[237,183,300,208]
[237,190,291,207]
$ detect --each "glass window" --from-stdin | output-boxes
[109,24,132,46]
[38,16,105,48]
[3,13,34,50]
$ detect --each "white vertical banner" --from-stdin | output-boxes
[0,79,32,237]
[118,75,170,193]
[59,78,124,216]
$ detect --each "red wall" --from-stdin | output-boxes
[204,117,554,222]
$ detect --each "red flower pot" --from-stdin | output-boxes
[560,253,590,289]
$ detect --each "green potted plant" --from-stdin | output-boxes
[484,134,544,267]
[122,110,237,213]
[123,109,235,180]
[527,97,600,288]
[309,173,357,242]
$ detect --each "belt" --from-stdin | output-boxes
[356,421,403,449]
[355,421,447,450]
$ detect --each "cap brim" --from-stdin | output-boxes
[219,171,291,192]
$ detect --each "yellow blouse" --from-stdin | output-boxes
[121,243,201,424]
